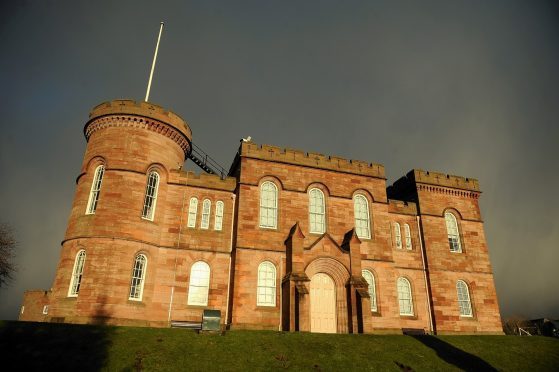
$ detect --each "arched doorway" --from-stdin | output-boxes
[310,273,337,333]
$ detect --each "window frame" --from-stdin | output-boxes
[394,222,402,249]
[68,250,86,297]
[187,197,198,228]
[404,223,412,250]
[201,199,211,229]
[353,194,371,239]
[362,270,378,312]
[188,261,211,306]
[259,181,278,229]
[141,171,160,221]
[397,277,414,316]
[308,188,326,234]
[214,201,224,231]
[128,254,148,301]
[445,212,462,253]
[456,280,473,317]
[256,261,277,307]
[85,165,105,215]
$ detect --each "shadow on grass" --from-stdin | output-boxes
[411,335,497,371]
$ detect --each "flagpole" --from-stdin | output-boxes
[145,22,164,102]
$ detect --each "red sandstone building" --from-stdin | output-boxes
[19,99,503,334]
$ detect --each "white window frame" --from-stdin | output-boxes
[404,223,412,250]
[445,212,462,253]
[187,197,198,228]
[214,201,224,231]
[257,261,277,307]
[85,165,105,214]
[128,254,147,301]
[308,188,326,234]
[353,194,371,239]
[397,277,414,316]
[394,222,402,249]
[68,250,86,297]
[188,261,210,306]
[141,171,160,221]
[456,280,473,317]
[201,199,211,229]
[42,305,49,315]
[362,270,377,312]
[259,181,278,229]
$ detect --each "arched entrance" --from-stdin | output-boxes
[310,273,337,333]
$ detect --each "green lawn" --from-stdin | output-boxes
[1,321,558,371]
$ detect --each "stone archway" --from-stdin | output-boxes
[305,257,351,333]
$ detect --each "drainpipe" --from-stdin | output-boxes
[417,215,434,334]
[279,257,283,331]
[225,193,237,327]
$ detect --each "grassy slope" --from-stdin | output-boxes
[1,321,558,371]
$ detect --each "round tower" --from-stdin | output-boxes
[49,99,192,325]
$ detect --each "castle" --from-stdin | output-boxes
[19,99,503,334]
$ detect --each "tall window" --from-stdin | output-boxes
[394,222,402,249]
[259,181,278,229]
[354,195,371,239]
[187,197,198,228]
[86,165,105,214]
[362,270,377,312]
[257,261,277,306]
[456,280,473,317]
[201,199,211,229]
[445,212,462,252]
[188,261,210,306]
[404,223,412,250]
[129,254,147,301]
[68,250,86,297]
[214,201,224,231]
[397,277,414,315]
[141,171,159,221]
[309,188,326,234]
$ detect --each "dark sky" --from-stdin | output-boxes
[1,0,558,321]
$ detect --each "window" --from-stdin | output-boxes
[214,201,224,231]
[85,165,105,214]
[309,188,326,234]
[362,270,377,312]
[394,222,402,249]
[397,277,414,315]
[141,171,160,220]
[68,250,86,297]
[257,261,276,306]
[42,305,49,315]
[445,212,462,252]
[404,224,412,250]
[188,261,210,306]
[187,197,198,228]
[259,181,278,229]
[353,195,371,239]
[201,199,211,229]
[129,254,147,301]
[456,280,473,317]
[21,306,25,315]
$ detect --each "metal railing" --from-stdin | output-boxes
[188,142,228,179]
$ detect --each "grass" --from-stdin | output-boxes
[1,321,558,371]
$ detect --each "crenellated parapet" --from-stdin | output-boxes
[237,142,385,178]
[388,199,418,215]
[170,170,237,191]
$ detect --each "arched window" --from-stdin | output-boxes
[260,181,278,229]
[129,254,147,301]
[404,223,412,250]
[201,199,211,229]
[445,212,462,252]
[397,277,414,315]
[187,197,198,228]
[141,171,160,220]
[456,280,473,317]
[214,201,224,231]
[394,222,402,249]
[86,165,105,214]
[68,250,86,297]
[188,261,210,306]
[362,270,377,312]
[257,261,276,306]
[353,195,371,239]
[309,188,326,234]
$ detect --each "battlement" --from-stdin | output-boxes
[170,169,237,191]
[388,199,418,215]
[239,142,385,178]
[88,99,192,140]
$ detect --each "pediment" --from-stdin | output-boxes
[305,233,348,256]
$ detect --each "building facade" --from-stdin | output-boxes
[19,99,503,334]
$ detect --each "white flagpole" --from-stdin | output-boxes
[145,22,164,102]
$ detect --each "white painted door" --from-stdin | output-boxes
[310,273,337,333]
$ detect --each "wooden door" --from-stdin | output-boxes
[310,273,337,333]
